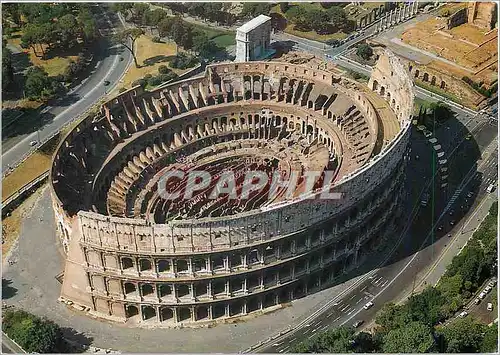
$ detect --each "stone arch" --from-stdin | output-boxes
[440,80,446,89]
[414,69,420,78]
[141,283,155,296]
[158,259,170,272]
[121,257,134,270]
[177,307,192,322]
[160,307,174,321]
[372,80,379,91]
[139,258,152,271]
[380,86,385,96]
[423,72,429,82]
[124,282,136,294]
[431,76,436,85]
[142,305,156,320]
[159,284,172,297]
[387,91,391,102]
[125,305,139,318]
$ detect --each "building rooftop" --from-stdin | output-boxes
[237,14,272,34]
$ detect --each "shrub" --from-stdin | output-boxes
[144,73,153,81]
[170,52,198,69]
[131,78,146,87]
[439,8,450,17]
[147,75,162,87]
[159,72,177,83]
[356,43,373,60]
[158,65,171,74]
[152,36,161,43]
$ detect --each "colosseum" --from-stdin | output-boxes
[51,49,414,327]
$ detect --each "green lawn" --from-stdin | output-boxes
[212,34,235,48]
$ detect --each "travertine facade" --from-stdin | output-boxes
[235,15,272,62]
[51,50,414,327]
[467,2,497,30]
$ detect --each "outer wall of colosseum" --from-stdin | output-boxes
[50,49,414,327]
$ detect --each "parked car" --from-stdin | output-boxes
[474,298,481,305]
[487,184,495,193]
[479,292,486,299]
[449,220,456,226]
[363,301,374,310]
[423,130,433,138]
[487,279,496,287]
[458,311,468,318]
[484,286,492,293]
[487,303,493,311]
[29,140,38,147]
[353,320,364,328]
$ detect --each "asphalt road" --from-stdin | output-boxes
[249,112,497,353]
[2,4,132,172]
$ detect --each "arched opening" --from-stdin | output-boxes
[160,307,174,321]
[372,80,379,91]
[422,72,429,82]
[380,86,385,96]
[139,259,152,271]
[178,307,191,322]
[177,284,190,298]
[440,80,446,89]
[124,282,136,295]
[141,283,154,297]
[159,284,172,298]
[414,69,420,78]
[158,260,170,272]
[431,76,436,85]
[121,257,133,270]
[125,305,139,318]
[142,305,156,320]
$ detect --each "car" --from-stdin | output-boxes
[487,184,495,193]
[465,134,472,140]
[449,220,456,226]
[423,130,433,138]
[448,209,455,216]
[353,320,364,328]
[467,191,474,198]
[326,39,340,47]
[479,292,486,299]
[104,80,110,86]
[458,311,468,318]
[363,301,374,310]
[474,298,481,305]
[487,280,496,287]
[29,140,38,147]
[447,234,452,238]
[416,125,426,132]
[487,303,493,311]
[484,286,492,293]
[119,57,124,61]
[437,225,444,231]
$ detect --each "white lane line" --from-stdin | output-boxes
[356,298,363,304]
[321,324,329,331]
[380,280,389,287]
[347,309,354,315]
[340,304,350,312]
[349,294,357,300]
[360,285,367,291]
[343,308,352,314]
[307,333,316,340]
[333,316,341,322]
[326,312,335,318]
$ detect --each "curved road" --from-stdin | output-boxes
[2,4,132,172]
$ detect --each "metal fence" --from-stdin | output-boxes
[2,171,49,217]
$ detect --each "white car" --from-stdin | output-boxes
[487,303,493,311]
[423,130,433,138]
[458,311,468,318]
[479,292,486,299]
[484,286,492,293]
[363,301,374,310]
[487,280,496,287]
[487,184,495,193]
[29,140,38,147]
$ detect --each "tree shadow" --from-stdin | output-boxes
[60,327,94,353]
[271,40,296,56]
[142,54,176,67]
[2,278,18,299]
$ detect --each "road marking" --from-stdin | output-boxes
[349,294,357,300]
[333,316,341,322]
[356,298,364,304]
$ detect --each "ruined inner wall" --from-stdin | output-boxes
[467,2,497,31]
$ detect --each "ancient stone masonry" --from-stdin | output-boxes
[467,2,497,31]
[374,1,418,33]
[51,50,414,327]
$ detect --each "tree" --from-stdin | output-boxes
[291,327,356,353]
[2,45,14,91]
[480,323,498,353]
[193,32,219,58]
[77,6,97,43]
[3,309,63,353]
[382,321,436,353]
[356,44,373,60]
[58,14,79,47]
[113,28,144,68]
[327,6,347,31]
[131,3,149,25]
[24,66,64,101]
[112,3,133,18]
[3,3,22,25]
[240,3,272,18]
[375,303,409,333]
[429,101,454,122]
[280,2,290,13]
[436,317,485,353]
